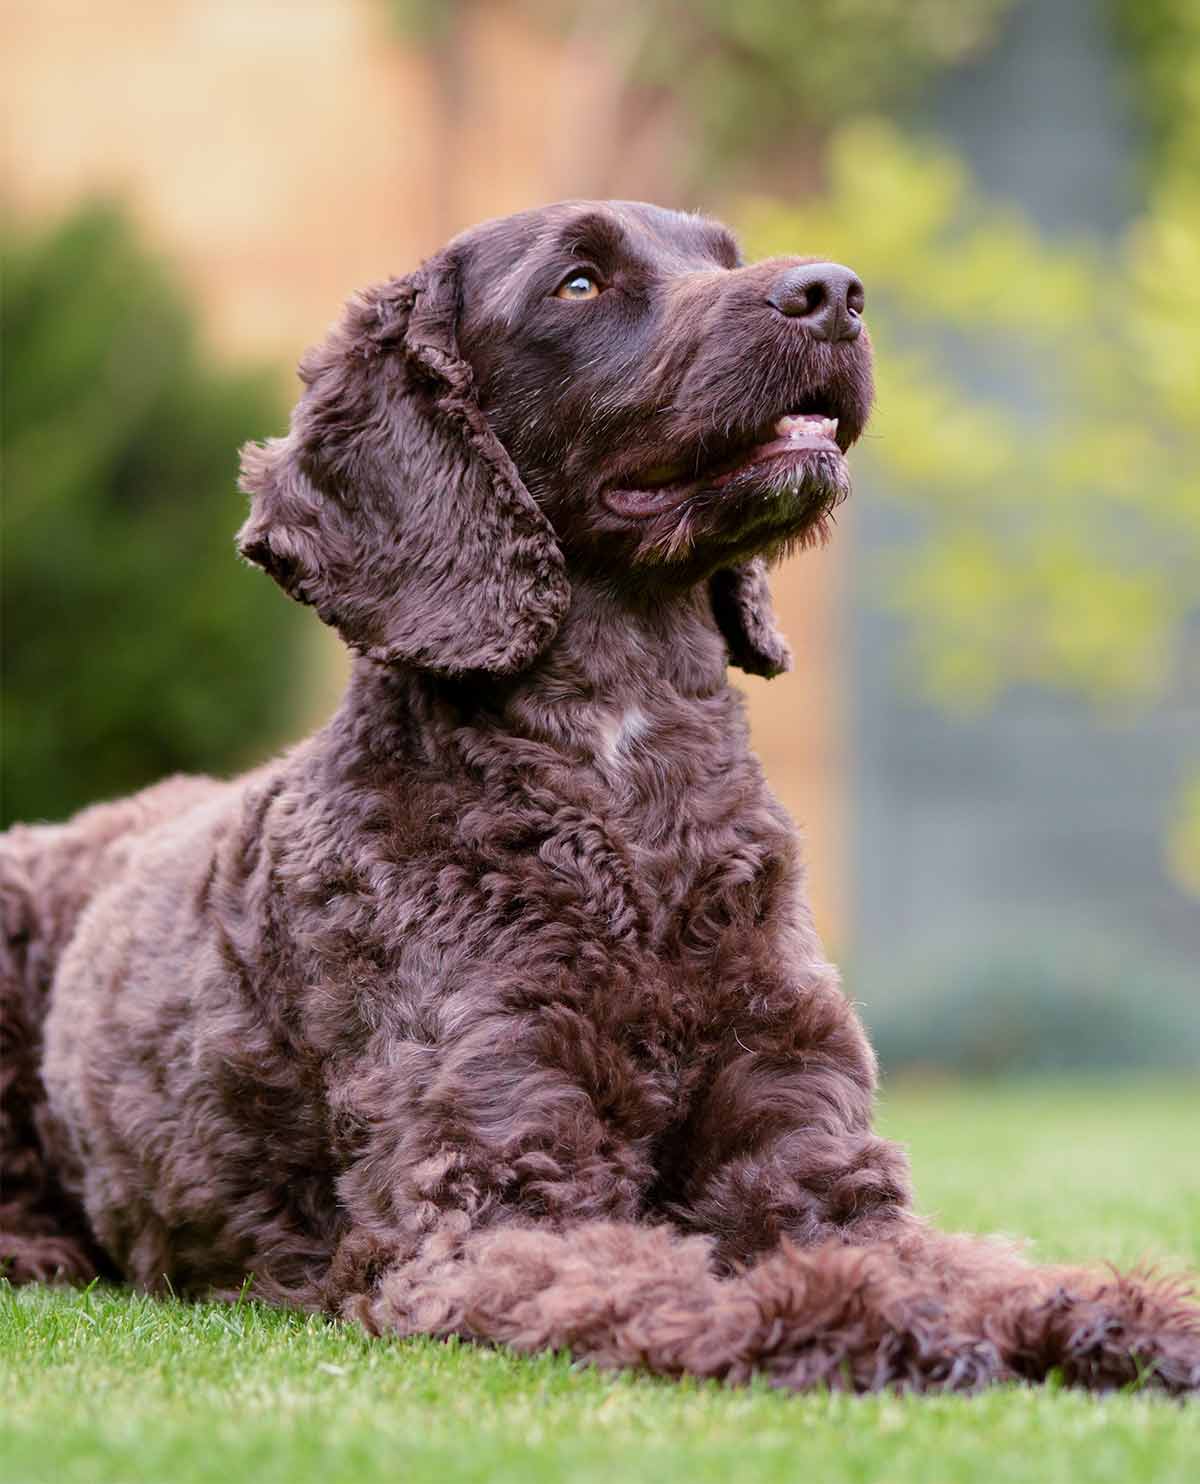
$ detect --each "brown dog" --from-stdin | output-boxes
[2,201,1196,1394]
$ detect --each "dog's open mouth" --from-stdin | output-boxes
[605,411,844,519]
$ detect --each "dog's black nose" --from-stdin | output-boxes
[767,262,864,342]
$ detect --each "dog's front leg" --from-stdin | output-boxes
[325,965,973,1395]
[655,970,1200,1394]
[661,969,914,1269]
[322,987,1198,1395]
[321,986,674,1310]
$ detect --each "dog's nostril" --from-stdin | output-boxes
[767,262,864,342]
[794,283,826,316]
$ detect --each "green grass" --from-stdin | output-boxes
[2,1080,1197,1484]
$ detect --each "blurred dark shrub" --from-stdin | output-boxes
[864,955,1200,1077]
[2,203,307,827]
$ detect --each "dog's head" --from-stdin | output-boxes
[238,200,873,678]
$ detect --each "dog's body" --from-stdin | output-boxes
[3,202,1197,1393]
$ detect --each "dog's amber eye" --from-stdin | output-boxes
[554,272,600,301]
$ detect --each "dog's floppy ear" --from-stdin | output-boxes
[709,558,792,678]
[237,254,570,674]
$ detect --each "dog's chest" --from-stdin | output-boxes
[473,708,789,959]
[310,697,796,1025]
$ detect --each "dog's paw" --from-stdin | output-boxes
[1033,1274,1200,1396]
[0,1233,98,1287]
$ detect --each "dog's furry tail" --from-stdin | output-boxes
[343,1219,1200,1396]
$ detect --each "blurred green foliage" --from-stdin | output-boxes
[1114,0,1200,173]
[2,204,306,827]
[386,0,1016,179]
[611,0,1014,169]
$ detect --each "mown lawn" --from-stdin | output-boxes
[2,1080,1197,1484]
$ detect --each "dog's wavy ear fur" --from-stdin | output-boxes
[237,254,570,674]
[709,559,793,678]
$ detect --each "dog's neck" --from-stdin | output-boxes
[336,574,742,766]
[518,576,732,704]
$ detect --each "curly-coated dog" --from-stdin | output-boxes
[2,201,1197,1394]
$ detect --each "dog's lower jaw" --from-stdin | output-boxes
[616,455,851,571]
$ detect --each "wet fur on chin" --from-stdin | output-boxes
[630,450,854,567]
[1,199,1197,1398]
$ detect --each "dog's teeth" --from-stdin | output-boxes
[773,414,839,441]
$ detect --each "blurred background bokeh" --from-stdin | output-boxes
[4,0,1198,1075]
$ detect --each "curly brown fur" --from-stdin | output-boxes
[2,201,1196,1395]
